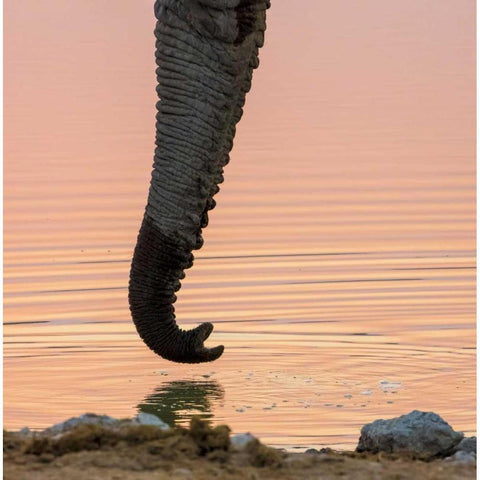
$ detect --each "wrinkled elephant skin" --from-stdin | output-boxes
[129,0,270,363]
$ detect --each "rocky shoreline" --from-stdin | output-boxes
[4,411,476,479]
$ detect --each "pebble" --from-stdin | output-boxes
[172,467,194,479]
[445,451,476,465]
[454,436,476,454]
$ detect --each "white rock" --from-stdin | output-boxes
[133,412,169,430]
[231,432,256,449]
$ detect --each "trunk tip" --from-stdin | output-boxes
[191,322,224,363]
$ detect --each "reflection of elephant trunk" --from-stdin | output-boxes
[129,1,269,363]
[138,380,225,426]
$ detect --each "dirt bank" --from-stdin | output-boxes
[4,418,475,480]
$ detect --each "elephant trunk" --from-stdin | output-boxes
[129,0,269,363]
[130,215,222,363]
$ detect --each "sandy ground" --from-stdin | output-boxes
[4,419,475,480]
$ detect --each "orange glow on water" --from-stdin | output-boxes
[4,0,475,449]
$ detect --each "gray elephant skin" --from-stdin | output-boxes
[129,0,270,363]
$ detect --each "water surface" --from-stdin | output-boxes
[4,0,475,449]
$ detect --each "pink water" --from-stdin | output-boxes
[4,0,475,449]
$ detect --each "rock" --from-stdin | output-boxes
[445,450,476,465]
[172,467,194,479]
[43,412,170,435]
[318,447,334,454]
[454,436,476,454]
[231,432,256,450]
[356,410,463,458]
[132,412,169,430]
[18,427,31,436]
[45,413,119,434]
[304,447,335,455]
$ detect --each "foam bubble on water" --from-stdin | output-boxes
[379,380,402,391]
